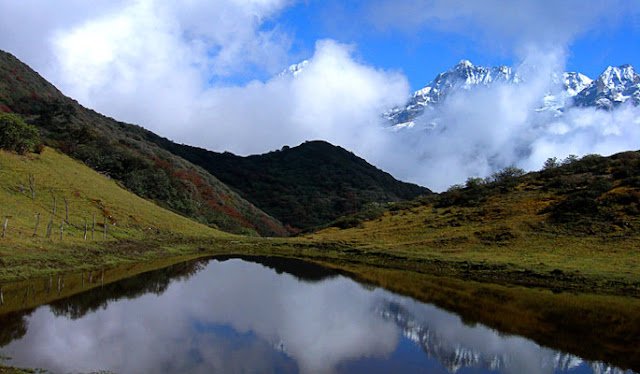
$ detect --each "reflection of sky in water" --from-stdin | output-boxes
[0,259,635,374]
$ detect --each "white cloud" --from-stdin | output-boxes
[188,40,409,155]
[3,260,401,374]
[0,0,127,68]
[43,0,297,138]
[524,105,640,170]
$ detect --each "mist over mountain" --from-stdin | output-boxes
[384,60,638,129]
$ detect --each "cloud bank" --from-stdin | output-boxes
[0,0,639,191]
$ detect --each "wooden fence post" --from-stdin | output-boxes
[33,213,41,237]
[2,216,7,238]
[46,218,53,238]
[50,189,56,215]
[84,219,88,240]
[28,174,35,199]
[64,197,69,222]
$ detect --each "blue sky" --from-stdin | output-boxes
[259,0,640,90]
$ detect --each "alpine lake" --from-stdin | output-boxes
[0,255,638,374]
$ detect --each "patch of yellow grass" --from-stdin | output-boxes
[312,188,640,283]
[0,147,226,243]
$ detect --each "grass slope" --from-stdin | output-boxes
[0,147,233,280]
[0,50,287,237]
[307,152,640,295]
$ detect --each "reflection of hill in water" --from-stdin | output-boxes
[216,255,339,283]
[0,310,32,348]
[378,300,634,374]
[48,259,208,320]
[48,256,336,321]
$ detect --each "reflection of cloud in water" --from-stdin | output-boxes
[0,259,634,374]
[2,260,398,373]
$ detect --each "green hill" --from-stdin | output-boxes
[137,138,431,230]
[309,152,640,294]
[0,50,287,237]
[0,146,236,280]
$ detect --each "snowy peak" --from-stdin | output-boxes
[385,61,638,127]
[575,64,640,109]
[431,60,520,91]
[279,60,309,77]
[598,64,637,91]
[384,60,522,126]
[562,72,592,96]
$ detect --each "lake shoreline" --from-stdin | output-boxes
[1,234,638,298]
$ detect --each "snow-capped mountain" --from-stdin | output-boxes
[539,72,593,114]
[279,60,309,77]
[385,61,638,128]
[384,60,522,126]
[574,64,640,109]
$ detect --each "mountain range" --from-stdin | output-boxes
[384,60,639,128]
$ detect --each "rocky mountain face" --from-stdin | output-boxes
[575,64,640,110]
[384,60,639,128]
[384,60,522,126]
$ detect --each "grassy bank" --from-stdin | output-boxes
[0,147,232,281]
[303,178,640,296]
[1,148,639,297]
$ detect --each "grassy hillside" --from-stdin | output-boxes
[308,152,640,294]
[141,138,430,230]
[0,50,287,237]
[0,147,235,280]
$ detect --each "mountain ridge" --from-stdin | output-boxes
[383,60,639,128]
[141,137,431,230]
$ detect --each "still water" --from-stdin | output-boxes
[0,257,636,374]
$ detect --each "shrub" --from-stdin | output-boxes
[465,177,485,188]
[0,112,40,154]
[490,165,525,182]
[542,157,559,170]
[331,216,363,229]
